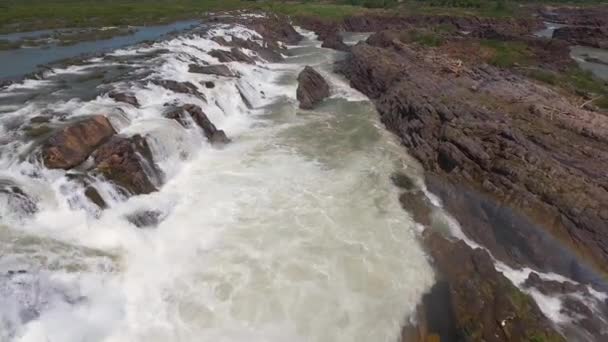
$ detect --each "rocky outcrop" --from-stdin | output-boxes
[423,231,565,342]
[212,36,283,62]
[152,80,206,100]
[108,92,140,107]
[297,17,349,52]
[296,66,330,109]
[188,64,236,77]
[165,104,230,144]
[91,135,161,195]
[42,115,115,169]
[553,26,608,49]
[341,36,608,280]
[209,48,255,64]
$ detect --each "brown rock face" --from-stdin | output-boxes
[42,115,115,169]
[423,231,565,342]
[296,66,330,110]
[341,36,608,278]
[92,135,161,195]
[165,104,230,144]
[188,64,236,77]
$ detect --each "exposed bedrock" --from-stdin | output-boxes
[108,91,140,107]
[209,47,255,64]
[341,34,608,279]
[296,66,330,110]
[41,115,115,169]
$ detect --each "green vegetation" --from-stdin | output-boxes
[480,39,531,67]
[412,31,445,47]
[527,67,608,109]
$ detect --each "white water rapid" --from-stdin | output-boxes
[0,17,434,342]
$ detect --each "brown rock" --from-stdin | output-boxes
[297,66,330,110]
[165,104,230,144]
[92,135,161,195]
[553,26,608,49]
[42,115,115,169]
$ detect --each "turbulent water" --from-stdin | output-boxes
[0,19,435,342]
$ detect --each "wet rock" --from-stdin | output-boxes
[0,181,37,215]
[91,135,161,195]
[204,81,215,89]
[165,104,230,145]
[391,172,416,190]
[108,91,140,107]
[188,64,236,77]
[296,66,330,110]
[219,36,283,62]
[42,115,115,169]
[126,210,165,228]
[84,186,107,209]
[209,48,255,64]
[152,79,205,100]
[321,33,350,52]
[30,116,51,124]
[424,231,565,341]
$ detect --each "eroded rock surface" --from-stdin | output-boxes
[297,66,329,109]
[341,32,608,278]
[152,79,206,100]
[42,115,115,169]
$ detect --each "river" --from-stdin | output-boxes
[0,20,435,342]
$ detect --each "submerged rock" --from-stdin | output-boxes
[165,104,230,145]
[42,115,115,169]
[188,64,236,77]
[126,210,165,228]
[296,66,330,109]
[108,91,140,107]
[91,135,161,195]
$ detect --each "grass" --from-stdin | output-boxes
[527,67,608,109]
[480,39,532,67]
[0,0,256,33]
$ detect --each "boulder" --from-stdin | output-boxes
[188,64,236,77]
[91,135,161,195]
[42,115,115,169]
[321,33,350,52]
[297,66,330,109]
[165,104,230,144]
[209,48,255,64]
[152,80,205,100]
[108,92,140,107]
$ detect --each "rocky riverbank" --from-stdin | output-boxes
[300,5,608,341]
